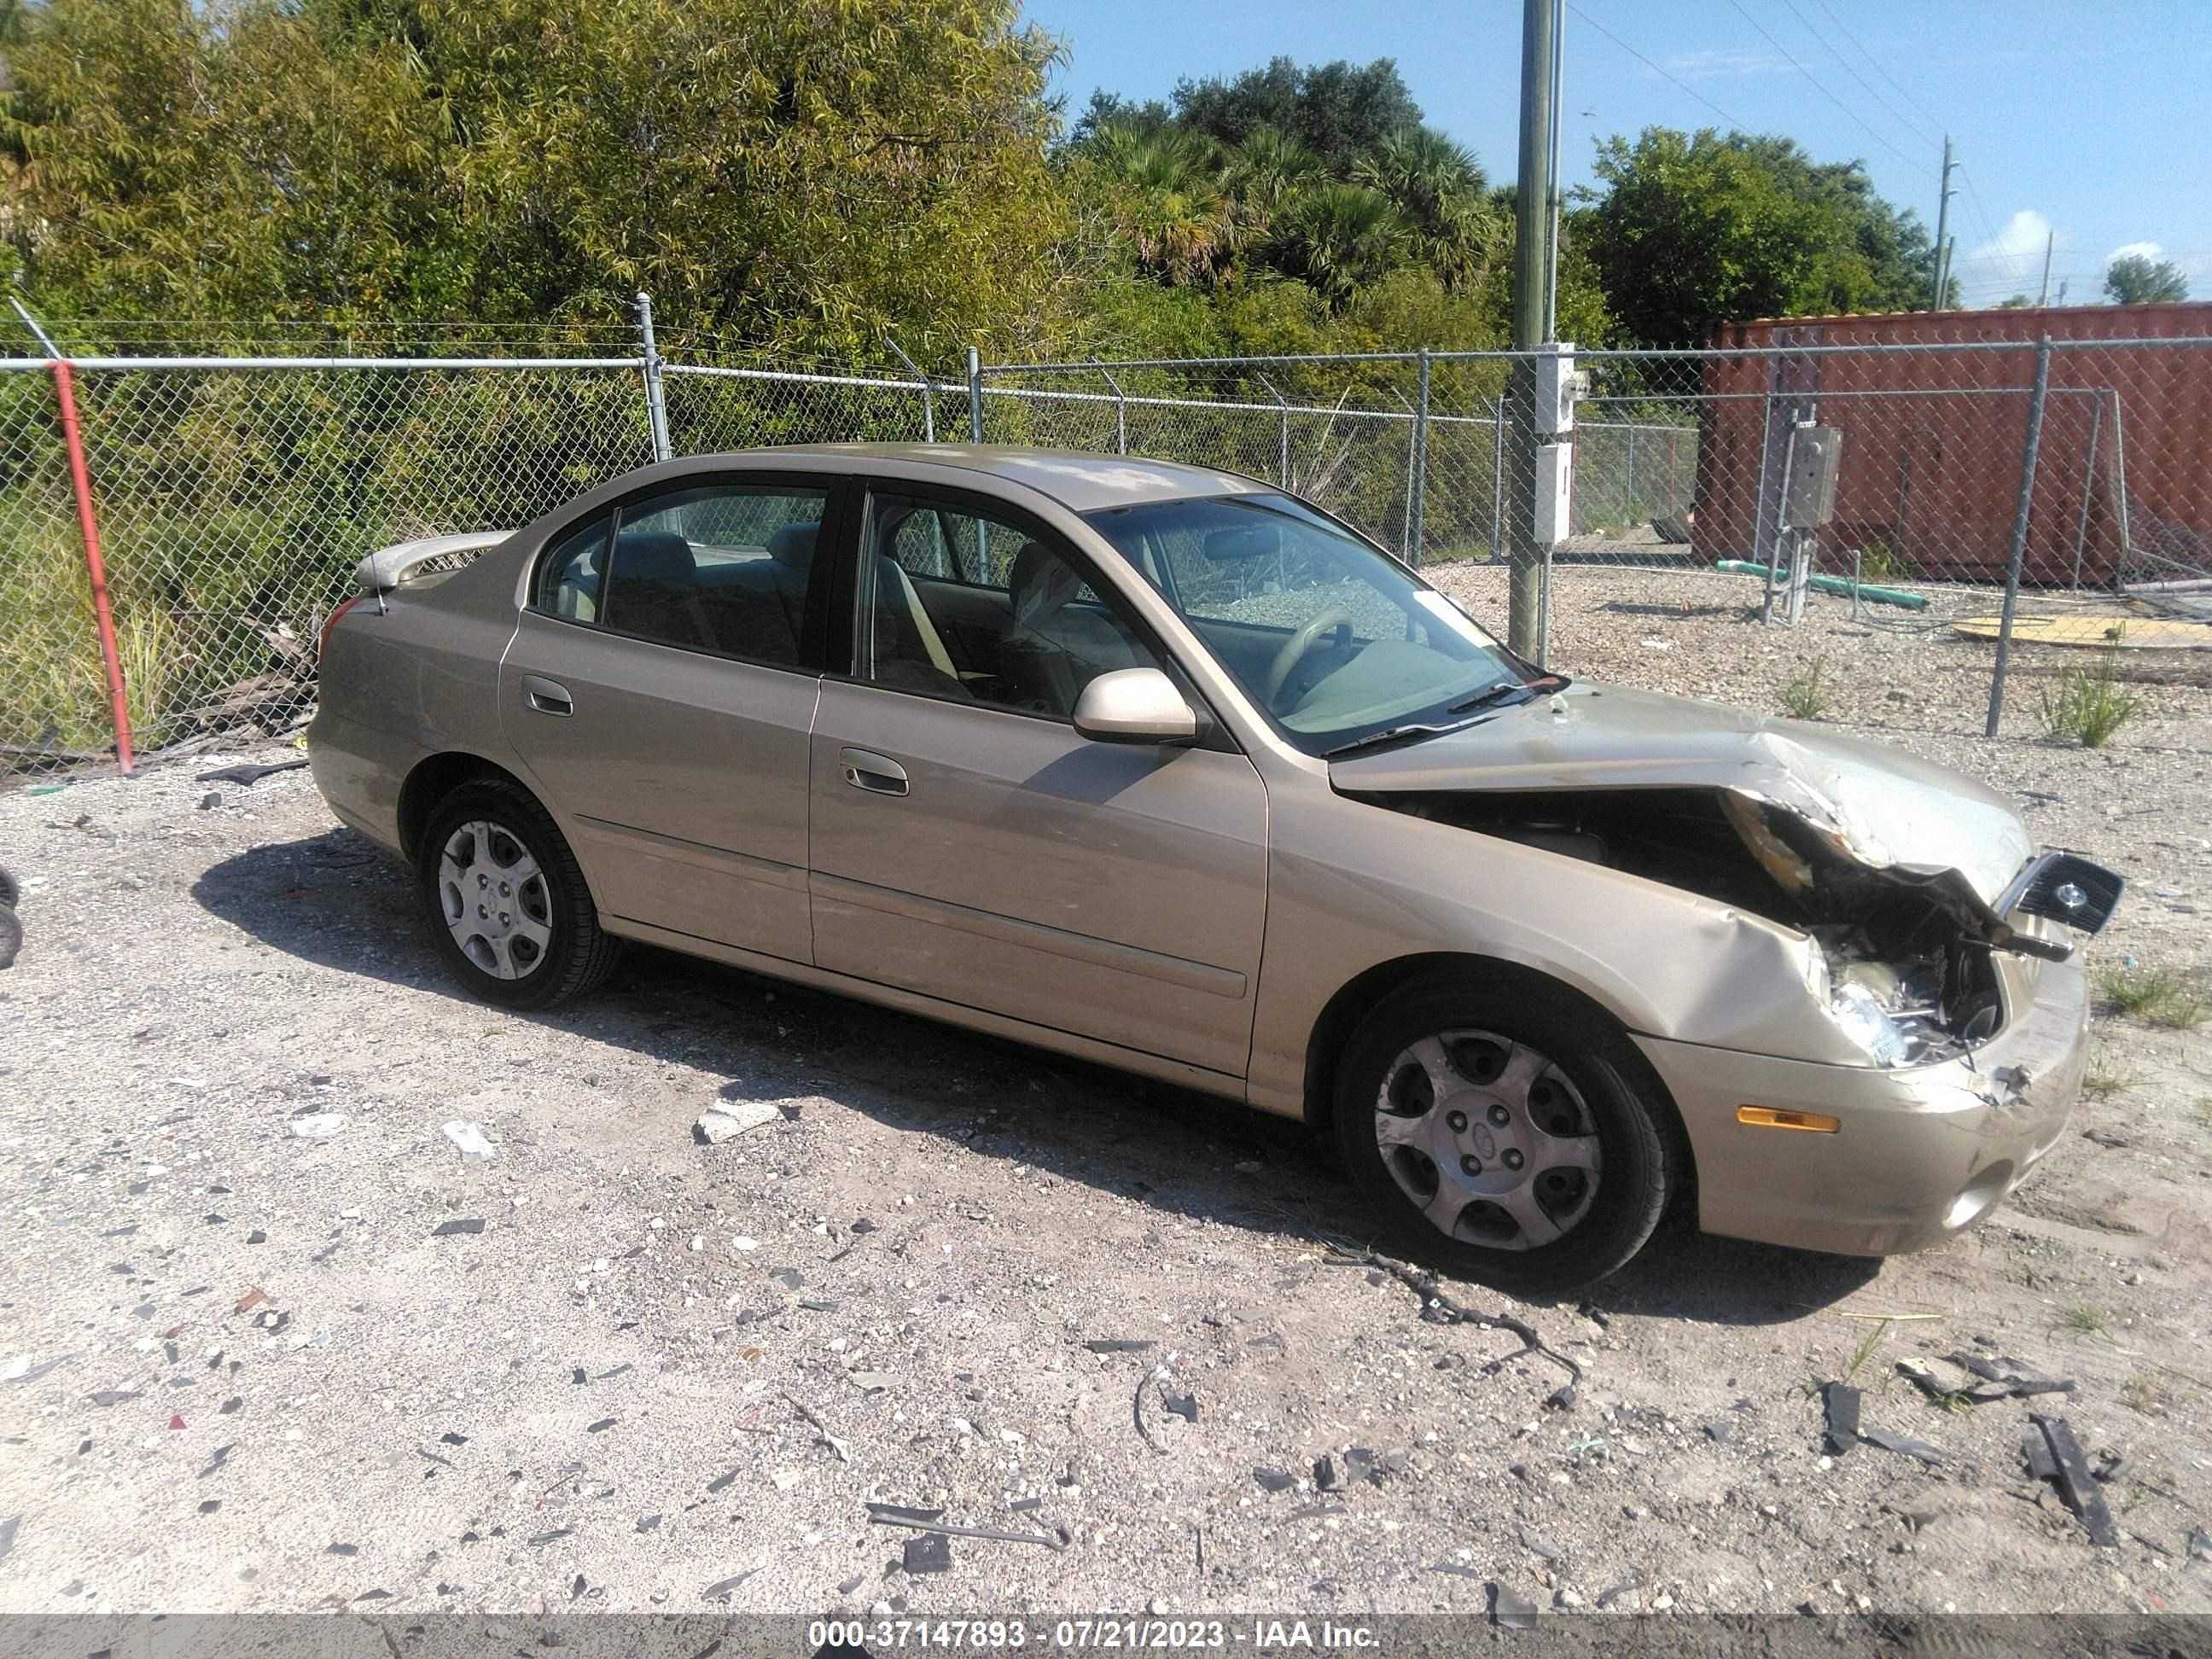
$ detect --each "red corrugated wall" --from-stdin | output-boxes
[1691,302,2212,586]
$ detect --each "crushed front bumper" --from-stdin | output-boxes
[1633,952,2088,1258]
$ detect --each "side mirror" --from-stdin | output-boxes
[1073,667,1204,746]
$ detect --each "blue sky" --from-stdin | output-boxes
[1023,0,2211,307]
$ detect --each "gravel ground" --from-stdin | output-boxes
[2,567,2209,1623]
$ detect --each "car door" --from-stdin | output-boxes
[806,483,1270,1080]
[500,474,845,963]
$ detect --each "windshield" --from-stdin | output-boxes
[1081,492,1533,755]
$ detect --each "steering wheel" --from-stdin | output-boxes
[1264,607,1357,707]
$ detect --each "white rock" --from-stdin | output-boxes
[695,1100,779,1144]
[290,1113,346,1141]
[771,1469,803,1491]
[441,1120,497,1162]
[733,1237,759,1252]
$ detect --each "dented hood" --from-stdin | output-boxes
[1328,682,2033,908]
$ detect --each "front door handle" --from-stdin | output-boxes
[840,748,908,796]
[522,674,573,717]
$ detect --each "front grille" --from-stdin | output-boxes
[2003,851,2125,935]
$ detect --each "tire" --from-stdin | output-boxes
[1331,972,1678,1296]
[416,781,620,1010]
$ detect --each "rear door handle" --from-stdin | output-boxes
[522,675,573,717]
[840,748,908,796]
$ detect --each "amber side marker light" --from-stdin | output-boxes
[1737,1105,1841,1134]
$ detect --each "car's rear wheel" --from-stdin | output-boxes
[1332,974,1678,1296]
[416,782,619,1010]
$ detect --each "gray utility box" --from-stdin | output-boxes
[1783,425,1844,529]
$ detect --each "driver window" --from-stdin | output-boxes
[859,492,1169,721]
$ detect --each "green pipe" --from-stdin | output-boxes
[1712,559,1929,611]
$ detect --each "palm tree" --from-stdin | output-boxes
[1353,127,1498,288]
[1267,183,1410,310]
[1086,122,1237,284]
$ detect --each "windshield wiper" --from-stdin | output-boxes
[1447,672,1572,715]
[1322,720,1481,760]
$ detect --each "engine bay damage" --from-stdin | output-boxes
[1353,786,2023,1068]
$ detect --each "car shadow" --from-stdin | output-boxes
[194,826,1880,1328]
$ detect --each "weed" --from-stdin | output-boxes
[1841,1319,1891,1384]
[2098,968,2207,1030]
[2041,641,2140,747]
[2080,1059,2132,1100]
[1782,655,1830,721]
[2121,1373,2163,1416]
[1854,538,1916,584]
[2060,1303,2104,1335]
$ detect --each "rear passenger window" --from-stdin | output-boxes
[594,483,828,664]
[537,517,608,621]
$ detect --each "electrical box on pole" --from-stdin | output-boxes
[1534,343,1589,438]
[1778,422,1842,626]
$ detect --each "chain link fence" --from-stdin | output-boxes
[3,317,2208,777]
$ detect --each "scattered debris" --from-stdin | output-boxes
[1427,1562,1484,1580]
[1900,1353,2075,1406]
[195,760,308,788]
[1083,1339,1155,1354]
[0,1516,16,1564]
[441,1121,497,1162]
[1488,1583,1539,1630]
[1253,1468,1295,1493]
[701,1569,760,1600]
[235,1289,268,1314]
[864,1506,1069,1552]
[785,1391,850,1463]
[1331,1249,1582,1406]
[289,1113,346,1141]
[904,1534,954,1575]
[2028,1413,2118,1547]
[1822,1382,1862,1455]
[527,1528,573,1547]
[1860,1423,1945,1465]
[1518,1523,1563,1561]
[695,1101,778,1144]
[636,1514,661,1533]
[1314,1454,1341,1492]
[197,792,224,812]
[1595,1568,1645,1610]
[847,1371,896,1393]
[245,1229,266,1245]
[432,1218,486,1237]
[1161,1390,1199,1424]
[3,1354,72,1387]
[586,1417,617,1434]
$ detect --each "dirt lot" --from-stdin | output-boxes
[2,570,2209,1624]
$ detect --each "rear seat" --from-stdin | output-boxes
[608,521,819,662]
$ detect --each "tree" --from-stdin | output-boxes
[1170,57,1421,173]
[1266,183,1409,311]
[1579,127,1941,345]
[2104,253,2189,306]
[1994,294,2034,308]
[1351,128,1499,290]
[3,0,1074,359]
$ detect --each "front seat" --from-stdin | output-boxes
[999,542,1144,717]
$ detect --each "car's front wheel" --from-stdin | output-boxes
[1333,974,1679,1296]
[416,782,619,1010]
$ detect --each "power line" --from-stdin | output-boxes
[1777,0,1943,152]
[1564,5,1753,131]
[1720,0,1926,168]
[1804,0,1949,148]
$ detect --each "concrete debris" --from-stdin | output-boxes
[695,1101,778,1144]
[1488,1583,1539,1630]
[289,1114,346,1141]
[441,1121,497,1162]
[431,1218,485,1237]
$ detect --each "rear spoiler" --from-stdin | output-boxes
[355,532,509,594]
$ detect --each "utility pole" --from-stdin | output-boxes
[1930,135,1955,310]
[1543,0,1564,339]
[2037,230,2055,307]
[1508,0,1557,657]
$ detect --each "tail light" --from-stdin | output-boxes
[319,594,365,662]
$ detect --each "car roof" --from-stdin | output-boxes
[704,445,1275,513]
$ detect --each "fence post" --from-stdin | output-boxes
[633,291,672,463]
[966,347,985,445]
[1408,349,1431,568]
[11,298,134,773]
[1092,361,1127,455]
[886,338,934,442]
[1489,395,1506,562]
[1260,375,1289,486]
[1392,389,1417,560]
[2068,390,2103,590]
[1985,336,2052,739]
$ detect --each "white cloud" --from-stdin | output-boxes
[1966,210,2058,271]
[1661,49,1791,81]
[2104,240,2163,267]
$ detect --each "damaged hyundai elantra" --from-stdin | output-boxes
[310,446,2122,1292]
